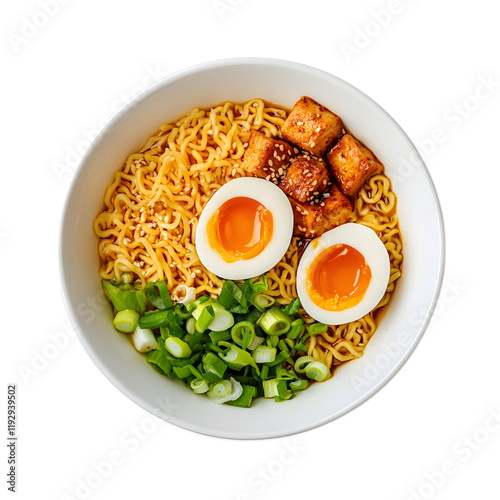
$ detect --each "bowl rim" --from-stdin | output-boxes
[59,57,446,439]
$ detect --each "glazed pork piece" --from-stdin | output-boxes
[279,154,330,203]
[326,134,383,197]
[289,184,352,239]
[241,130,296,183]
[281,96,343,156]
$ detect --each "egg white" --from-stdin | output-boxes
[195,177,294,280]
[296,223,390,325]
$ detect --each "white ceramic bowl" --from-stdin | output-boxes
[60,58,445,439]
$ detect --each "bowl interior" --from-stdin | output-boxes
[60,59,444,439]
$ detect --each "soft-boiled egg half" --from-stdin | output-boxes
[296,223,390,325]
[195,177,294,280]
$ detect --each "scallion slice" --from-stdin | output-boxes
[231,321,255,350]
[190,379,209,394]
[112,310,140,333]
[195,305,215,333]
[305,361,330,382]
[202,352,227,380]
[219,342,259,372]
[131,327,158,353]
[252,345,277,364]
[103,281,146,312]
[138,310,170,329]
[294,356,316,373]
[289,379,308,391]
[258,308,291,336]
[250,293,275,310]
[262,379,280,398]
[287,318,305,340]
[207,377,243,404]
[144,280,173,310]
[165,337,192,358]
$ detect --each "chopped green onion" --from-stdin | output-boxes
[172,365,192,378]
[185,330,204,349]
[278,339,289,353]
[207,377,243,404]
[190,379,209,394]
[294,356,316,373]
[202,352,227,380]
[262,379,280,398]
[287,318,305,340]
[307,322,328,335]
[258,308,291,335]
[250,293,275,310]
[235,308,262,324]
[260,364,270,380]
[289,379,308,391]
[282,297,301,316]
[174,303,192,320]
[249,275,268,293]
[131,327,158,353]
[138,310,170,329]
[145,349,172,376]
[209,330,231,344]
[165,337,192,358]
[248,335,264,351]
[144,280,173,310]
[210,303,235,331]
[252,345,276,364]
[195,305,214,333]
[121,273,133,284]
[219,342,259,372]
[186,317,196,335]
[231,321,255,350]
[112,310,140,333]
[192,301,234,332]
[305,361,330,382]
[173,284,196,305]
[103,281,146,312]
[217,280,244,310]
[267,335,279,348]
[265,350,290,367]
[225,384,257,408]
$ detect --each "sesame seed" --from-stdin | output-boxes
[279,144,284,151]
[282,155,286,160]
[268,160,273,166]
[297,121,304,126]
[293,148,299,154]
[315,126,321,133]
[316,113,320,118]
[278,167,284,175]
[310,142,316,147]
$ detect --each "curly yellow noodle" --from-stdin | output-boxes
[95,98,403,377]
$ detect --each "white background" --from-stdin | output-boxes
[2,1,499,499]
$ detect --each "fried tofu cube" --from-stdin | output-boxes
[279,155,330,203]
[281,96,343,156]
[289,184,352,239]
[241,131,295,183]
[320,183,353,228]
[326,134,383,196]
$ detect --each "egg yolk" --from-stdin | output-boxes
[306,244,372,312]
[207,197,273,263]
